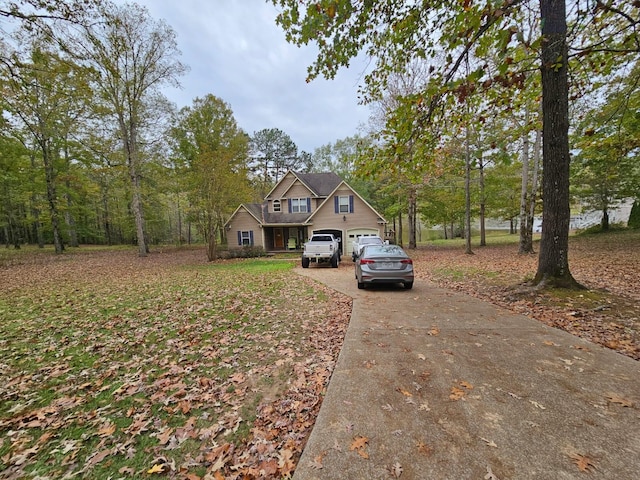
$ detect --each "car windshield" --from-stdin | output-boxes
[363,245,406,257]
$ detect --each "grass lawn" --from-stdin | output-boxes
[0,247,350,479]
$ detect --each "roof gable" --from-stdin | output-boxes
[307,180,387,224]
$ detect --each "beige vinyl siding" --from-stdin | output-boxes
[311,187,381,232]
[227,209,263,248]
[267,173,315,214]
[268,172,297,199]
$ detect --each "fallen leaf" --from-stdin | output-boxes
[485,465,500,480]
[147,463,166,474]
[278,448,296,475]
[416,441,432,456]
[481,437,497,448]
[310,451,325,469]
[389,461,403,477]
[350,435,369,458]
[97,422,116,438]
[350,435,369,451]
[157,427,174,445]
[88,448,112,466]
[606,393,634,407]
[529,400,546,410]
[569,452,597,472]
[450,386,465,401]
[396,387,413,397]
[460,381,473,390]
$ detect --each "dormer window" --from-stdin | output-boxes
[273,199,281,212]
[290,198,309,213]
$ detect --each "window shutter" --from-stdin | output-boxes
[306,197,311,212]
[237,231,242,246]
[334,196,339,213]
[349,195,354,213]
[288,198,292,213]
[249,230,254,246]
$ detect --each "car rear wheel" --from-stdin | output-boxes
[404,281,413,290]
[357,281,365,289]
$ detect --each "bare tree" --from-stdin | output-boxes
[69,3,187,256]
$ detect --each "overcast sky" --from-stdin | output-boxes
[133,0,372,153]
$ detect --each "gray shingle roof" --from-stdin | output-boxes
[295,172,342,196]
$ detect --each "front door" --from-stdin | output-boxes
[274,228,284,249]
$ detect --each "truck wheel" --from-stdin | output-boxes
[331,255,338,268]
[302,257,310,268]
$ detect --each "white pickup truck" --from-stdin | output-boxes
[302,233,341,268]
[351,235,385,261]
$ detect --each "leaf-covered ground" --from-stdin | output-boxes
[413,230,640,361]
[1,230,638,479]
[0,248,351,479]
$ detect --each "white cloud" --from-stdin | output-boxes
[135,0,371,152]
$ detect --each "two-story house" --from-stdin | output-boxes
[225,170,388,257]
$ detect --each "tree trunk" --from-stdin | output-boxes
[479,160,486,247]
[43,142,64,254]
[601,209,609,231]
[529,127,542,240]
[29,153,45,248]
[207,225,217,261]
[464,124,473,255]
[519,106,534,254]
[61,140,79,248]
[397,211,403,247]
[534,0,582,288]
[122,119,149,257]
[408,187,417,249]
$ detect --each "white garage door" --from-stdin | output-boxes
[345,228,380,255]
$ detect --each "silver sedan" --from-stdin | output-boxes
[355,244,414,290]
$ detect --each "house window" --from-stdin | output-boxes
[334,195,354,214]
[238,230,253,246]
[290,198,308,213]
[273,199,281,212]
[338,195,350,213]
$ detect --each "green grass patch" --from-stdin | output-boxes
[0,247,342,478]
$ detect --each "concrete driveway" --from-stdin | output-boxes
[293,260,640,479]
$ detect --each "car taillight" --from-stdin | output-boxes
[359,259,375,264]
[401,259,413,264]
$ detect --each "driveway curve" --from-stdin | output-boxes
[293,261,640,480]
